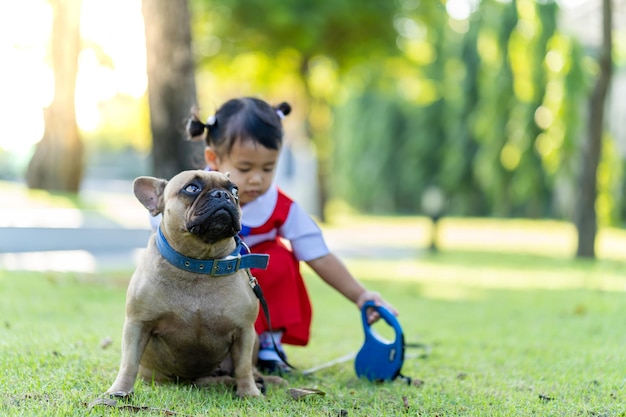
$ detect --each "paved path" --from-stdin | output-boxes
[0,227,151,253]
[0,223,421,273]
[0,181,423,273]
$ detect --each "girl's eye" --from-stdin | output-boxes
[183,183,201,195]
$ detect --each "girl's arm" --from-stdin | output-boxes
[306,253,399,322]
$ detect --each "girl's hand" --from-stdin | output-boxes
[356,291,399,324]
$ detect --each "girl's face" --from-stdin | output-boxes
[205,138,280,205]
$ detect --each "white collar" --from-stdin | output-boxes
[241,185,278,227]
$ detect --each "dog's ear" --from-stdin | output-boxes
[133,176,167,216]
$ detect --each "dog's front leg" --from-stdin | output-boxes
[105,319,150,397]
[231,326,261,398]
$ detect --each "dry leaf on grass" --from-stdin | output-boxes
[87,397,186,416]
[87,397,117,408]
[412,378,425,387]
[288,387,326,400]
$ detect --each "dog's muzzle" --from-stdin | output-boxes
[185,189,241,243]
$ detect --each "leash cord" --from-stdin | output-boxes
[404,342,432,359]
[393,342,431,384]
[247,270,297,370]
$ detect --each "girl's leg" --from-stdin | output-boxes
[251,240,312,346]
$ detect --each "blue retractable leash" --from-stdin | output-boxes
[354,301,423,384]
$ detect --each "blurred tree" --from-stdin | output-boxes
[472,0,558,217]
[26,0,83,192]
[575,0,613,258]
[193,0,401,218]
[332,1,448,214]
[334,0,590,223]
[438,8,484,216]
[190,0,605,238]
[142,0,203,179]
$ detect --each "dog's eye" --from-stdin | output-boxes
[183,183,202,195]
[231,186,239,202]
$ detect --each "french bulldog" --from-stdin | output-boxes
[105,170,268,398]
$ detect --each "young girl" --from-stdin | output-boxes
[186,97,398,373]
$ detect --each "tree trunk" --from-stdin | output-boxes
[575,0,613,258]
[26,0,83,192]
[142,0,202,180]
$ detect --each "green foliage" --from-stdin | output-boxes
[81,95,152,153]
[186,0,621,225]
[190,0,410,218]
[194,0,399,68]
[597,134,623,227]
[332,0,597,220]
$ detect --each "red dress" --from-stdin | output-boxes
[243,188,327,346]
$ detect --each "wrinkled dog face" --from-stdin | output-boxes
[135,170,242,244]
[177,173,241,243]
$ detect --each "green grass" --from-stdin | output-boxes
[1,252,626,416]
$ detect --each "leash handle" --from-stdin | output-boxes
[355,301,405,382]
[360,301,404,358]
[361,301,400,335]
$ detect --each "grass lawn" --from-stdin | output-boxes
[1,250,625,416]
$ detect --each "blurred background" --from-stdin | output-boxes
[1,0,626,267]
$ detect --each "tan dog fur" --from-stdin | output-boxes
[105,170,263,398]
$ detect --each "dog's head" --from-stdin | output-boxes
[134,170,241,244]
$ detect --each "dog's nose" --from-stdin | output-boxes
[210,189,229,200]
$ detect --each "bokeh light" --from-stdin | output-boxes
[0,0,146,153]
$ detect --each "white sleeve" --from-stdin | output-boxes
[149,213,162,232]
[280,201,330,262]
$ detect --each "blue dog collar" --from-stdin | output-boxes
[155,227,269,275]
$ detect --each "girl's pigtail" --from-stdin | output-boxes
[186,111,208,141]
[275,102,292,119]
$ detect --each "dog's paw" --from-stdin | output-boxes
[261,375,288,386]
[105,389,133,399]
[236,383,261,398]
